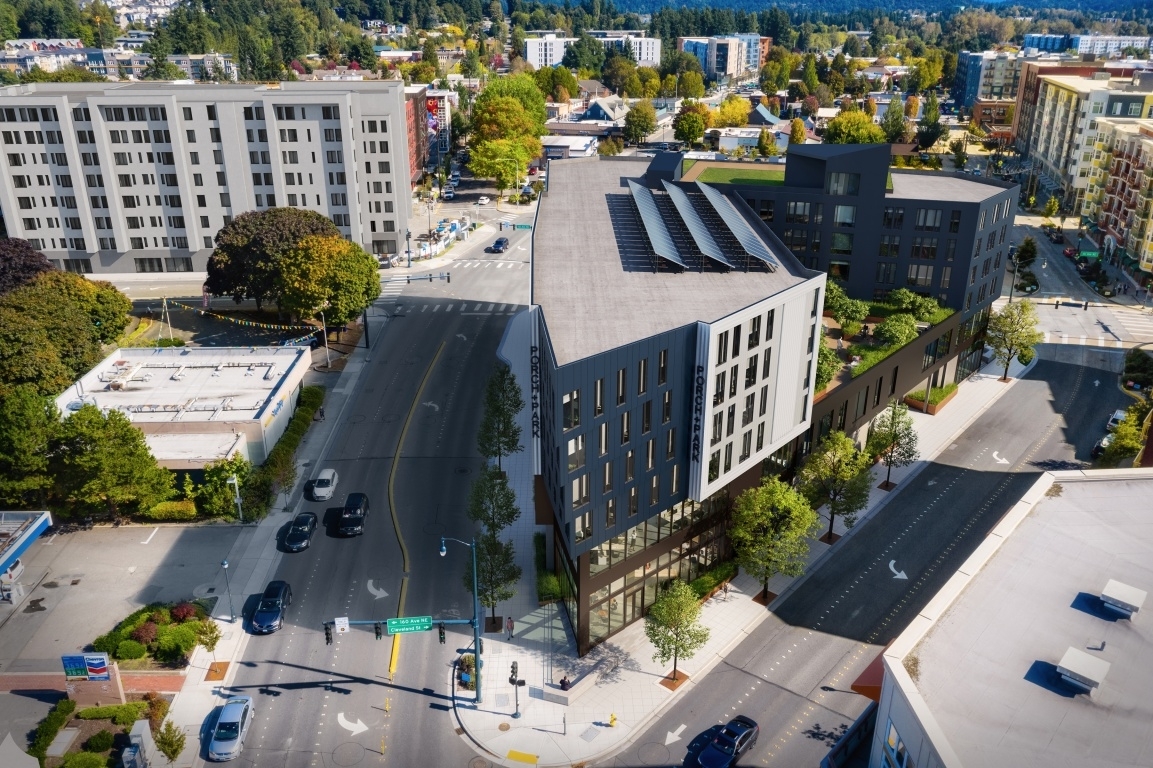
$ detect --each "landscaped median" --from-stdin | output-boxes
[28,693,170,768]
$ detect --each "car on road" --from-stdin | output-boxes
[339,492,370,536]
[284,512,317,552]
[207,696,254,761]
[311,468,338,501]
[443,188,455,200]
[486,237,510,254]
[251,580,292,634]
[1107,409,1127,431]
[1092,433,1114,459]
[698,715,759,768]
[1063,247,1077,258]
[477,195,491,205]
[1048,231,1065,243]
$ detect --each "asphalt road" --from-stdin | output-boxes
[604,350,1130,768]
[204,219,532,767]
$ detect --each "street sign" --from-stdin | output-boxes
[514,224,532,230]
[386,616,432,634]
[334,617,350,634]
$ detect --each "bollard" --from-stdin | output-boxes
[609,713,618,728]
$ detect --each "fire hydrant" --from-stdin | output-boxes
[609,713,618,728]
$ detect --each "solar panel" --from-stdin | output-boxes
[696,182,780,270]
[628,180,687,268]
[661,180,735,269]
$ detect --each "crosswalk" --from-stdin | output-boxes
[1111,306,1153,340]
[408,302,519,315]
[455,260,527,269]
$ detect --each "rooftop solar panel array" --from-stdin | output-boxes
[696,182,780,271]
[661,180,737,269]
[627,180,688,269]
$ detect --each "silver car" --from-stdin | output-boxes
[208,696,253,761]
[312,468,338,501]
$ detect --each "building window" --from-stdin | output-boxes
[717,331,729,365]
[571,474,590,510]
[833,205,856,228]
[876,262,896,284]
[726,404,736,436]
[785,201,810,224]
[830,233,853,255]
[616,368,627,405]
[740,431,752,462]
[723,443,733,473]
[911,237,938,260]
[742,394,754,426]
[879,235,900,258]
[638,358,648,395]
[825,172,860,195]
[642,401,652,434]
[594,378,604,417]
[915,208,942,231]
[621,411,631,444]
[658,349,668,385]
[602,461,613,493]
[567,435,586,472]
[563,390,580,430]
[907,264,934,287]
[573,510,590,542]
[711,412,723,446]
[625,450,635,482]
[745,354,758,388]
[599,422,609,456]
[134,258,163,273]
[949,210,961,233]
[883,207,904,228]
[665,428,676,459]
[855,388,868,420]
[709,451,720,481]
[650,475,660,507]
[729,365,739,397]
[940,266,952,289]
[662,390,672,423]
[714,370,726,406]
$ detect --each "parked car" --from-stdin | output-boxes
[528,166,537,175]
[311,468,338,501]
[477,195,491,205]
[1092,433,1114,459]
[208,696,254,761]
[698,715,759,768]
[1107,409,1127,431]
[1063,247,1077,258]
[339,492,370,536]
[443,189,455,200]
[251,581,292,634]
[284,512,317,552]
[485,237,510,254]
[1048,231,1065,243]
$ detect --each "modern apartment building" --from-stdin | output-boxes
[732,33,771,75]
[1082,118,1153,275]
[523,31,662,70]
[1023,33,1152,55]
[523,33,575,70]
[0,80,414,274]
[678,36,749,82]
[953,50,1032,109]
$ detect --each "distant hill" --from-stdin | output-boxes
[551,0,1140,16]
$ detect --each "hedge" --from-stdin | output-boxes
[30,698,77,760]
[61,753,107,768]
[78,701,149,726]
[689,560,739,600]
[241,385,326,520]
[533,532,563,602]
[144,500,198,521]
[905,382,958,406]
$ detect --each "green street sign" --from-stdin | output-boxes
[386,616,432,634]
[514,224,532,230]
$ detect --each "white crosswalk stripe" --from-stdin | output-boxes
[456,260,526,269]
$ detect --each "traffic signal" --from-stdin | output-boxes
[324,624,333,645]
[479,638,484,654]
[374,623,383,640]
[510,662,518,685]
[438,623,446,645]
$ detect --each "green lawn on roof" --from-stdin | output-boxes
[695,166,786,186]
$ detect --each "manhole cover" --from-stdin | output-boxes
[42,582,59,589]
[636,742,673,765]
[468,759,489,768]
[331,742,366,766]
[498,723,511,732]
[454,467,470,475]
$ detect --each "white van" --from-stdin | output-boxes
[1,558,24,584]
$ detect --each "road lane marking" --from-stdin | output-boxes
[141,527,159,544]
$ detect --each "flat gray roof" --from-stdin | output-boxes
[0,80,405,99]
[888,170,1013,203]
[914,475,1153,767]
[533,157,815,366]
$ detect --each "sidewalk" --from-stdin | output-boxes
[451,313,1035,767]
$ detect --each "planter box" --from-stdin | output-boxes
[904,387,958,415]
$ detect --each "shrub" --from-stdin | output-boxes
[154,337,186,347]
[689,560,739,599]
[905,382,958,406]
[30,699,77,758]
[78,701,148,726]
[92,631,124,655]
[130,621,158,645]
[116,639,148,660]
[145,500,198,520]
[1124,348,1153,388]
[83,729,115,752]
[537,572,562,602]
[155,623,199,662]
[171,602,198,623]
[149,607,171,625]
[873,313,920,347]
[61,752,108,768]
[144,691,170,733]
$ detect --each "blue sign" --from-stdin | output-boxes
[62,653,111,681]
[62,655,88,680]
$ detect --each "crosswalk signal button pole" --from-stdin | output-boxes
[374,622,383,640]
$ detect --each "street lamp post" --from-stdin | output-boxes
[225,475,243,522]
[221,559,235,622]
[440,536,482,704]
[405,228,412,269]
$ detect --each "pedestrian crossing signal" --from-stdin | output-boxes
[438,623,446,644]
[324,624,333,645]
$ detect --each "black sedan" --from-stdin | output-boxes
[284,512,317,552]
[698,715,759,768]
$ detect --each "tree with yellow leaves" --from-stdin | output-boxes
[278,235,382,326]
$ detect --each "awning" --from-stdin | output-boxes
[851,647,889,703]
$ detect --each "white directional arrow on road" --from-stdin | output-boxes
[456,334,468,341]
[422,401,440,412]
[337,713,368,736]
[366,580,389,600]
[1094,380,1100,387]
[927,479,937,486]
[889,560,908,580]
[992,451,1010,464]
[665,724,687,745]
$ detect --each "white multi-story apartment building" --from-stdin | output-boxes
[0,80,412,275]
[586,31,662,67]
[524,33,576,70]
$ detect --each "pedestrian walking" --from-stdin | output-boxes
[506,616,514,640]
[318,407,326,421]
[723,582,730,600]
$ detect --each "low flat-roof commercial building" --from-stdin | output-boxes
[866,470,1153,768]
[54,346,311,470]
[0,79,414,275]
[532,155,825,654]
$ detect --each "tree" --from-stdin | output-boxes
[206,208,341,311]
[798,431,872,541]
[823,110,885,144]
[141,34,187,80]
[715,94,752,128]
[197,454,251,518]
[476,363,524,470]
[986,300,1044,382]
[673,112,705,147]
[460,48,482,78]
[1102,404,1145,466]
[602,56,637,95]
[815,344,841,392]
[0,279,104,380]
[561,34,605,73]
[0,306,74,397]
[623,99,657,145]
[789,118,807,145]
[50,405,175,519]
[474,74,546,134]
[915,91,944,149]
[1043,196,1060,221]
[801,53,819,93]
[864,97,877,118]
[730,476,819,600]
[278,235,381,326]
[644,579,709,682]
[597,137,623,156]
[800,95,821,118]
[886,288,939,322]
[873,313,920,347]
[32,271,131,343]
[678,70,705,99]
[467,531,522,620]
[0,239,53,296]
[881,99,907,143]
[757,128,776,157]
[470,96,538,147]
[0,385,57,507]
[154,720,186,765]
[949,137,968,169]
[467,466,519,534]
[904,94,920,119]
[1014,237,1038,269]
[866,399,919,490]
[195,620,223,663]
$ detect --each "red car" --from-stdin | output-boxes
[1063,247,1077,258]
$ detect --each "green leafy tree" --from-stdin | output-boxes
[33,271,131,343]
[715,94,752,127]
[730,476,819,600]
[1014,237,1038,269]
[470,95,538,147]
[21,65,106,83]
[789,118,807,145]
[644,578,709,681]
[154,720,186,765]
[562,34,606,73]
[798,431,872,540]
[886,288,940,321]
[470,138,532,197]
[0,385,57,507]
[195,620,223,662]
[881,99,907,143]
[815,344,841,392]
[823,110,885,144]
[678,70,705,99]
[50,405,174,519]
[460,48,482,78]
[467,531,522,620]
[623,99,657,145]
[474,73,546,133]
[986,300,1044,381]
[673,111,705,147]
[476,363,524,470]
[757,128,777,157]
[873,313,920,347]
[1043,196,1060,221]
[0,305,74,397]
[0,279,104,381]
[467,466,519,534]
[949,137,968,169]
[904,94,920,119]
[915,90,944,149]
[597,137,623,156]
[866,399,920,490]
[197,454,251,518]
[278,235,381,327]
[602,56,637,95]
[864,97,877,118]
[801,53,819,93]
[824,281,871,328]
[1101,403,1146,466]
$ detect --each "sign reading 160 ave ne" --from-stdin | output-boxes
[386,616,432,634]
